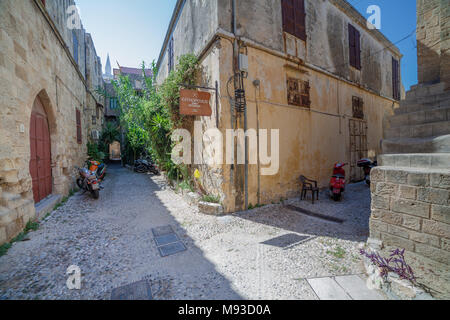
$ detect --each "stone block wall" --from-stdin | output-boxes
[370,167,450,264]
[0,0,103,245]
[417,0,450,88]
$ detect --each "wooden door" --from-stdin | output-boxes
[30,96,52,203]
[349,119,368,182]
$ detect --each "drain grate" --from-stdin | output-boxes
[152,225,186,257]
[152,225,174,237]
[285,205,345,224]
[154,233,180,247]
[158,242,187,257]
[261,234,311,248]
[111,280,153,300]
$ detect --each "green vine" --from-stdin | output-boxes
[97,54,200,182]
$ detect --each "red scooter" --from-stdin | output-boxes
[329,163,347,201]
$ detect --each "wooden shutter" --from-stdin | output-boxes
[355,28,361,69]
[282,0,306,40]
[349,24,356,68]
[282,0,295,36]
[76,109,82,144]
[294,0,306,41]
[348,24,361,70]
[392,58,400,100]
[168,37,174,72]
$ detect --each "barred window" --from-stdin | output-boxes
[352,96,364,119]
[287,78,310,107]
[110,98,118,110]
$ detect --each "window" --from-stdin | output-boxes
[287,78,311,107]
[110,98,118,110]
[282,0,306,41]
[72,32,79,64]
[92,116,97,125]
[348,24,361,70]
[352,96,364,119]
[76,109,82,144]
[392,58,400,100]
[168,37,174,72]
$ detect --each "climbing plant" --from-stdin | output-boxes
[98,54,200,182]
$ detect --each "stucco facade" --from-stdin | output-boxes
[0,0,104,245]
[156,0,403,213]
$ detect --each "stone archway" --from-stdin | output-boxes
[29,95,52,203]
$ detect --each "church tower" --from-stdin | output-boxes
[104,53,112,80]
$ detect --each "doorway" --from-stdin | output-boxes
[349,119,368,183]
[29,96,52,203]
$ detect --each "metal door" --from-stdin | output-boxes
[30,96,52,203]
[349,119,368,182]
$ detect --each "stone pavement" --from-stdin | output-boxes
[0,165,387,300]
[307,275,385,300]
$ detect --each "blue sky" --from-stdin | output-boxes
[76,0,417,90]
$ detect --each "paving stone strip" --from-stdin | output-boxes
[307,275,385,300]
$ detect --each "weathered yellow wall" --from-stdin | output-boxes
[218,41,398,212]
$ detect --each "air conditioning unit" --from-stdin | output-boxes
[91,130,100,140]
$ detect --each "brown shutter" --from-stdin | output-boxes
[282,0,295,36]
[294,0,306,41]
[76,109,82,144]
[349,24,356,68]
[355,28,361,70]
[392,58,400,100]
[349,24,361,70]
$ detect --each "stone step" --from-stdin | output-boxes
[396,100,450,115]
[405,83,448,101]
[389,106,450,127]
[382,135,450,154]
[384,121,450,139]
[379,153,450,169]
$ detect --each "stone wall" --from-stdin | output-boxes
[417,0,450,88]
[0,0,103,245]
[216,0,402,99]
[370,167,450,264]
[155,0,403,212]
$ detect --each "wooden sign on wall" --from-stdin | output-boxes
[179,89,212,116]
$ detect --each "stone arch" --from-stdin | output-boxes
[27,87,60,201]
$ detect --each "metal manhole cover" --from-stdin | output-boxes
[154,233,179,247]
[111,280,153,300]
[261,234,311,248]
[152,225,174,237]
[158,242,187,257]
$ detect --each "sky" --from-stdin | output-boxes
[76,0,418,90]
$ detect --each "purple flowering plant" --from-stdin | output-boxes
[360,248,417,284]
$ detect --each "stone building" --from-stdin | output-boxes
[369,0,449,265]
[0,0,105,245]
[156,0,403,213]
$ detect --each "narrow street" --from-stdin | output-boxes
[0,165,383,300]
